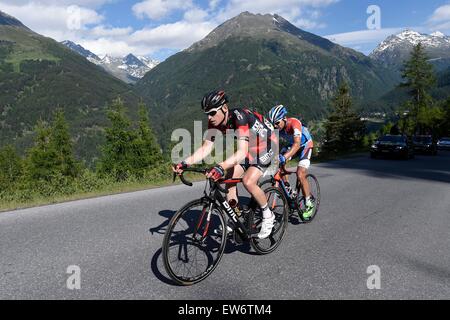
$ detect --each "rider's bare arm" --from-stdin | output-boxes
[184,139,214,165]
[284,136,301,160]
[219,138,248,171]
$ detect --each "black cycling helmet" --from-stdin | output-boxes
[201,90,228,113]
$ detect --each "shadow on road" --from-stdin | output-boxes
[149,210,176,235]
[320,151,450,184]
[391,251,450,282]
[150,248,181,286]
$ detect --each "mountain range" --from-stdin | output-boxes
[0,10,140,164]
[61,40,159,83]
[370,29,450,72]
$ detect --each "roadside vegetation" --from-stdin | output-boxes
[0,98,169,211]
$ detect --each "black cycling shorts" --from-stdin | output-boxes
[240,148,274,172]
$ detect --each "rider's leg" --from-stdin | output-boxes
[242,166,267,210]
[243,166,275,239]
[297,147,312,197]
[225,164,245,205]
[297,166,310,198]
[297,149,314,218]
[283,175,290,185]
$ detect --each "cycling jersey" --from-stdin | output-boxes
[280,118,313,161]
[280,118,312,146]
[205,108,277,169]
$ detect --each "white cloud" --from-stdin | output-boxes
[294,18,326,30]
[129,20,216,51]
[209,0,222,11]
[0,2,103,40]
[132,0,193,20]
[78,38,137,57]
[428,4,450,31]
[292,8,326,29]
[183,8,209,22]
[432,22,450,31]
[429,4,450,22]
[90,25,133,37]
[325,28,408,46]
[77,20,217,57]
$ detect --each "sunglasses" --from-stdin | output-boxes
[275,120,283,126]
[206,105,223,117]
[207,110,218,117]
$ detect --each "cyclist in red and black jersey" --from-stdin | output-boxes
[173,90,277,239]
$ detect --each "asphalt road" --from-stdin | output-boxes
[1,152,449,299]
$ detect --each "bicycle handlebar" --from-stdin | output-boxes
[172,167,229,194]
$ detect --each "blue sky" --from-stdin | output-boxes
[1,0,450,61]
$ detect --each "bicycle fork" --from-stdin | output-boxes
[193,202,213,243]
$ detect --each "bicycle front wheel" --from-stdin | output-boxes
[250,186,289,254]
[162,199,227,285]
[296,174,321,222]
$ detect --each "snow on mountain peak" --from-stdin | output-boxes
[395,29,427,44]
[61,40,159,83]
[431,31,445,38]
[102,54,112,64]
[137,55,159,68]
[372,30,450,56]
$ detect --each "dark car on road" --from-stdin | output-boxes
[437,137,450,151]
[412,135,437,155]
[371,135,415,160]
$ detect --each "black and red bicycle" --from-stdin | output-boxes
[162,167,289,286]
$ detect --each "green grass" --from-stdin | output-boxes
[0,26,59,69]
[6,52,59,72]
[0,173,170,212]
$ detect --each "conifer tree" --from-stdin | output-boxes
[323,83,365,154]
[133,102,163,172]
[26,120,57,182]
[400,43,438,134]
[50,109,80,178]
[97,97,137,181]
[0,144,23,191]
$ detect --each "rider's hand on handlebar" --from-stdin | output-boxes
[279,154,286,166]
[172,161,189,175]
[206,165,225,181]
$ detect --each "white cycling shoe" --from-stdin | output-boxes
[257,213,275,239]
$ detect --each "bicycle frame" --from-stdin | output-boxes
[200,177,255,242]
[271,167,299,209]
[174,168,257,242]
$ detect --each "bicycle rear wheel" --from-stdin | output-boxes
[162,198,227,285]
[250,186,289,254]
[258,177,275,190]
[296,174,321,222]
